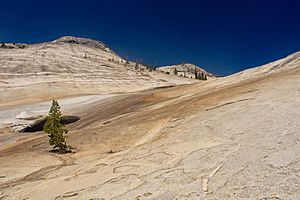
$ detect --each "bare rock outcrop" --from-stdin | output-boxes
[52,36,112,52]
[158,63,215,79]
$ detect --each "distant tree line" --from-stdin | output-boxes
[0,42,26,49]
[106,56,156,72]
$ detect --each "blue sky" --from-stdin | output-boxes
[1,0,300,75]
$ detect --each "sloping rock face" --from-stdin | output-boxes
[0,49,299,199]
[158,63,215,79]
[231,51,300,77]
[0,54,299,199]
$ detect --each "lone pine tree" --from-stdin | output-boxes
[43,100,70,153]
[194,71,198,79]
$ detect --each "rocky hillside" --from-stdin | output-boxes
[158,63,215,79]
[0,36,197,106]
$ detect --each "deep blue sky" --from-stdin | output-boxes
[1,0,300,75]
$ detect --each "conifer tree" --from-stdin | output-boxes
[201,72,204,80]
[43,100,69,153]
[174,67,178,75]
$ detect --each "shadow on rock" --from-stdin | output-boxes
[20,115,80,133]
